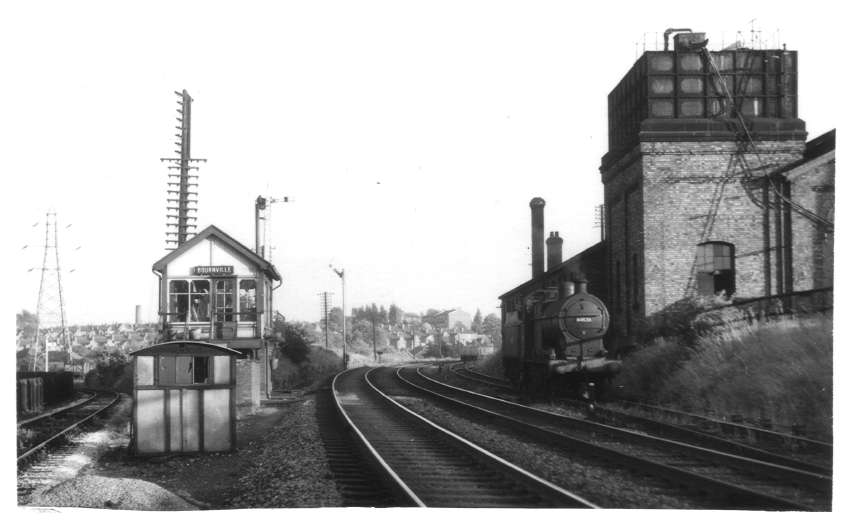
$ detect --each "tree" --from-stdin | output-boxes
[328,307,344,332]
[277,322,315,364]
[482,313,502,349]
[16,309,37,338]
[471,309,483,333]
[453,321,467,333]
[388,304,403,325]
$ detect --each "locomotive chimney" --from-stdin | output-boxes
[575,278,588,294]
[559,280,575,299]
[530,197,546,279]
[546,231,563,272]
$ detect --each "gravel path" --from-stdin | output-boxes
[29,476,196,510]
[23,395,343,510]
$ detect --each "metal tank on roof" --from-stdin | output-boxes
[604,29,804,166]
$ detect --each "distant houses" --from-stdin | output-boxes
[16,322,160,372]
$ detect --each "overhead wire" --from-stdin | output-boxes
[699,47,834,230]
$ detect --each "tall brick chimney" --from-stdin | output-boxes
[546,231,563,271]
[530,197,546,278]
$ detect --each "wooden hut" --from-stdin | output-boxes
[131,341,239,454]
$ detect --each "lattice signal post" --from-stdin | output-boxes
[161,90,206,249]
[32,212,71,371]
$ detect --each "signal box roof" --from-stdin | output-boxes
[130,341,243,357]
[152,224,281,281]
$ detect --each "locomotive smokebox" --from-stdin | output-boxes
[530,198,546,278]
[546,231,563,272]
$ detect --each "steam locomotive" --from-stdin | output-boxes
[498,197,620,397]
[502,279,621,396]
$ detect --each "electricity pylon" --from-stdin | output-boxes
[32,211,71,371]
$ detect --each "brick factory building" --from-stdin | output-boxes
[499,30,835,354]
[600,30,835,348]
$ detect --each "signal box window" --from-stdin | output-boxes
[239,280,257,321]
[168,280,210,322]
[696,242,735,297]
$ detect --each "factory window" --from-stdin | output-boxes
[157,355,211,386]
[239,280,257,322]
[168,280,210,322]
[695,242,735,297]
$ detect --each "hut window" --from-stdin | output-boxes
[158,355,211,385]
[239,280,257,321]
[193,356,210,384]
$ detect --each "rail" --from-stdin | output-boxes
[18,392,121,463]
[334,366,597,507]
[404,366,828,510]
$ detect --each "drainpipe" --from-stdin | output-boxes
[151,268,164,340]
[267,277,283,399]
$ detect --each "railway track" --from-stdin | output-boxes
[452,364,832,473]
[316,383,400,506]
[451,365,513,390]
[410,365,830,510]
[18,391,121,463]
[17,391,123,503]
[332,366,597,508]
[608,400,833,465]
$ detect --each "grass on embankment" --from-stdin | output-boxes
[612,315,833,439]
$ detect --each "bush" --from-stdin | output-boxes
[643,293,732,345]
[271,346,342,391]
[476,349,504,378]
[613,315,833,439]
[278,323,312,364]
[84,352,132,393]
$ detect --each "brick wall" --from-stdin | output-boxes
[786,151,835,290]
[603,139,806,341]
[235,359,260,418]
[604,152,644,345]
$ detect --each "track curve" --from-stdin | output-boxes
[333,366,597,508]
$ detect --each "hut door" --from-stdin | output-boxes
[212,279,236,339]
[165,388,200,452]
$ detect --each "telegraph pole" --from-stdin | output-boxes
[318,292,333,351]
[161,90,206,250]
[371,313,377,362]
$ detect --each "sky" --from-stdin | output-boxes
[3,0,843,326]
